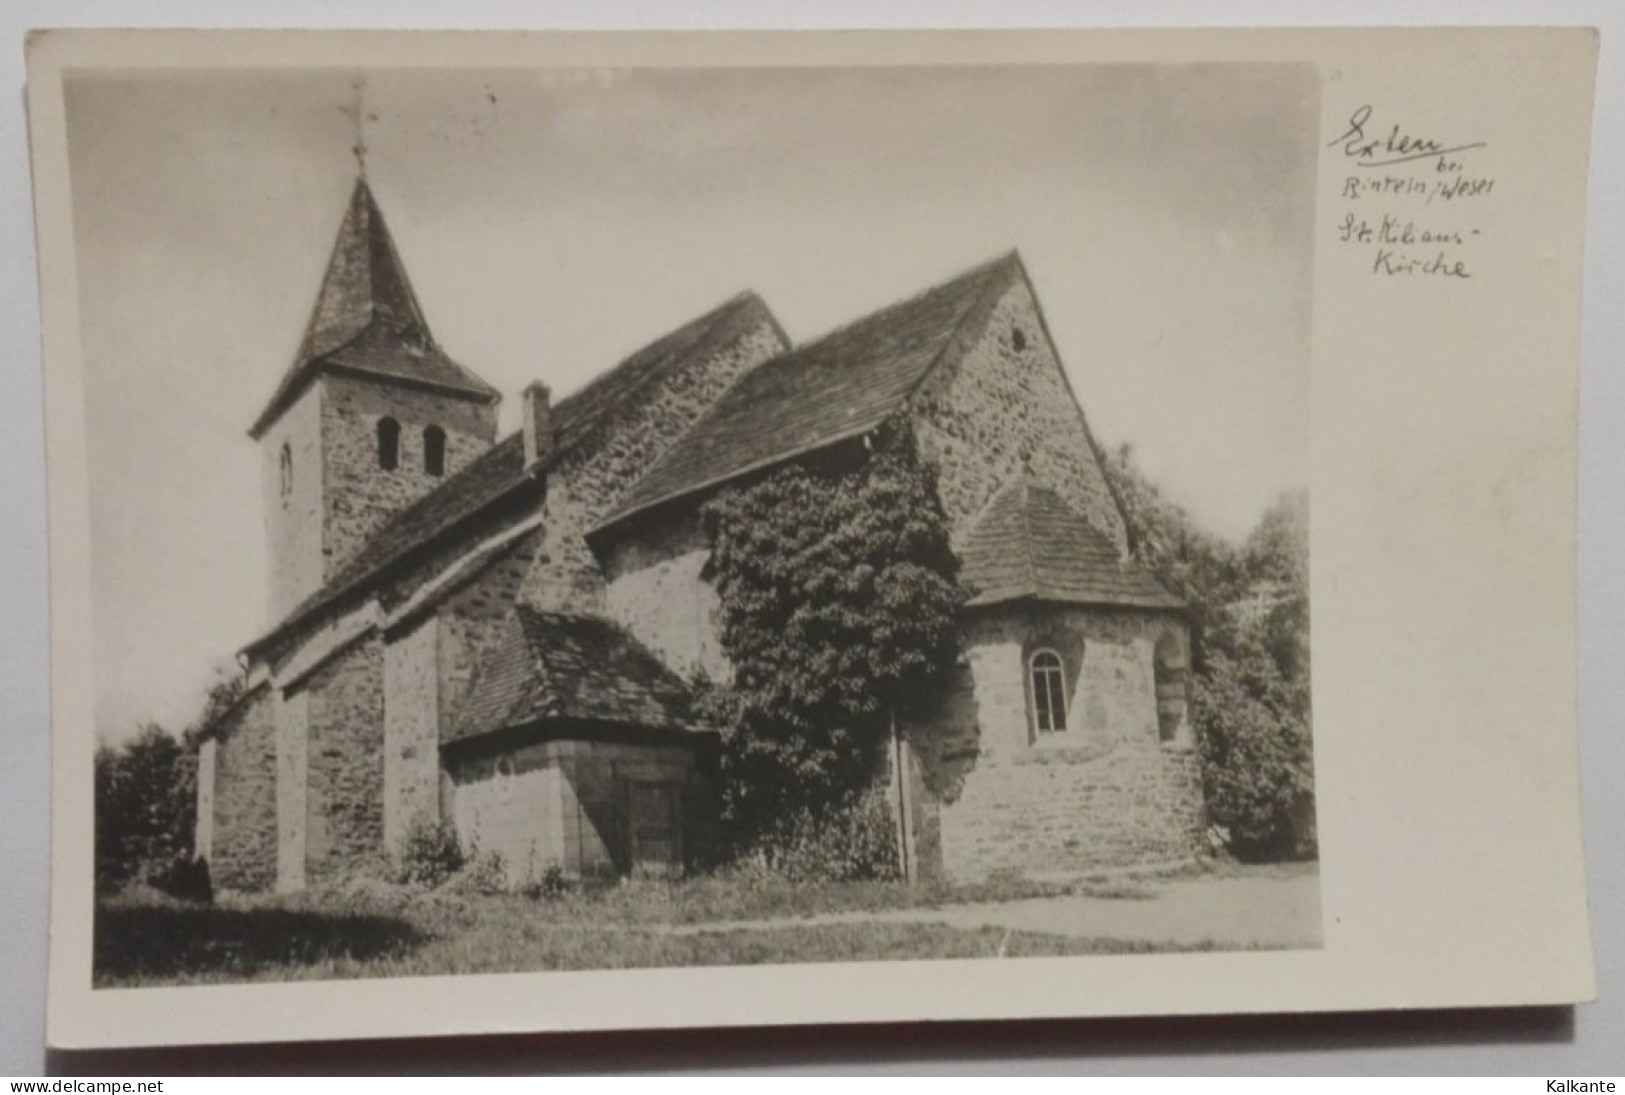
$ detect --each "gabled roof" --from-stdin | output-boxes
[545,290,784,458]
[244,290,779,659]
[593,252,1026,533]
[446,607,700,746]
[249,178,500,438]
[959,478,1183,610]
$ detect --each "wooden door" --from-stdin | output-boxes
[627,781,680,877]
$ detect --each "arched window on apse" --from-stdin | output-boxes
[1029,649,1068,737]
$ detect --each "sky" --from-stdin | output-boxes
[65,63,1317,743]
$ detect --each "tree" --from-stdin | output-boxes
[94,723,197,893]
[184,665,249,750]
[1193,631,1314,860]
[700,425,963,852]
[1240,489,1311,702]
[1102,444,1245,671]
[94,668,244,897]
[1243,488,1309,589]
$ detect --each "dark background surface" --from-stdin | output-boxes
[42,1009,1582,1075]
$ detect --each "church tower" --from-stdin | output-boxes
[249,179,501,621]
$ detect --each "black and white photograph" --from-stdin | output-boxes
[22,25,1603,1052]
[71,61,1320,987]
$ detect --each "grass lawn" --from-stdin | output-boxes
[93,863,1315,988]
[94,899,1210,987]
[510,870,1076,925]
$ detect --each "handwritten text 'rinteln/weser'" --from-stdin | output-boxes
[1327,104,1493,280]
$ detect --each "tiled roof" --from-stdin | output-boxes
[249,179,500,438]
[546,290,782,458]
[960,478,1183,610]
[595,252,1024,531]
[447,607,700,745]
[245,290,777,657]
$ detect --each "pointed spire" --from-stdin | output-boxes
[293,178,433,365]
[250,179,498,439]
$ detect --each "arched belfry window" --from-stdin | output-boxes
[423,425,446,477]
[278,443,292,502]
[377,417,400,471]
[1029,649,1067,736]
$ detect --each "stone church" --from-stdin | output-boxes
[194,178,1206,893]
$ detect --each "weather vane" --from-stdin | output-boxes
[343,75,368,177]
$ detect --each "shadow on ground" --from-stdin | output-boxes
[93,902,426,986]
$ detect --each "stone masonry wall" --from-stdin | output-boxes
[556,740,700,878]
[275,687,309,893]
[602,512,730,683]
[447,738,702,882]
[449,741,568,885]
[382,615,441,853]
[934,734,1206,879]
[906,606,1205,880]
[354,312,781,635]
[262,386,327,621]
[909,276,1127,553]
[209,689,278,891]
[321,373,497,587]
[522,315,786,616]
[436,529,543,730]
[367,529,546,863]
[301,635,387,885]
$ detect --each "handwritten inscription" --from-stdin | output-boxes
[1327,104,1486,168]
[1328,105,1494,280]
[1342,173,1494,203]
[1337,214,1477,248]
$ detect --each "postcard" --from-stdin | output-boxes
[26,26,1597,1048]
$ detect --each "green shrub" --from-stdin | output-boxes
[303,869,420,914]
[1193,643,1315,861]
[700,424,963,851]
[520,864,571,902]
[448,848,509,896]
[391,816,465,888]
[144,852,213,905]
[746,787,901,884]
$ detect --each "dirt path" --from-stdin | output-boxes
[648,870,1323,951]
[905,872,1323,949]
